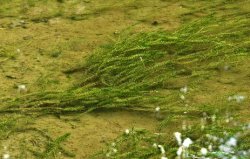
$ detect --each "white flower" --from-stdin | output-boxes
[111,142,116,147]
[201,148,208,155]
[182,138,193,148]
[158,145,165,154]
[125,129,130,134]
[174,132,182,146]
[180,86,188,94]
[177,146,183,156]
[155,107,160,112]
[3,154,10,159]
[226,137,237,147]
[161,156,168,159]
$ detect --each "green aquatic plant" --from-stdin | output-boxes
[0,116,18,139]
[0,116,74,158]
[92,116,250,159]
[0,14,249,114]
[31,133,74,159]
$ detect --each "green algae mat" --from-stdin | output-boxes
[0,0,249,158]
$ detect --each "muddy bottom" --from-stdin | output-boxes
[33,110,158,158]
[0,0,249,158]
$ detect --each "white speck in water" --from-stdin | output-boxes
[180,95,185,100]
[174,132,182,146]
[177,146,183,156]
[235,95,245,103]
[213,136,219,142]
[231,156,238,159]
[219,138,224,143]
[226,137,237,147]
[180,86,188,94]
[125,129,130,134]
[3,154,10,159]
[203,112,208,118]
[182,121,187,130]
[153,143,157,148]
[182,138,193,148]
[228,96,233,101]
[211,114,216,122]
[106,152,111,157]
[219,145,231,153]
[140,56,143,62]
[224,65,230,71]
[201,118,205,130]
[228,95,245,103]
[155,107,160,112]
[17,84,27,93]
[208,144,213,151]
[113,148,117,153]
[201,147,208,155]
[158,145,165,154]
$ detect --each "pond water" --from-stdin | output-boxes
[0,0,249,158]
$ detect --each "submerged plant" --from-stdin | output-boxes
[92,116,250,159]
[0,116,73,159]
[0,14,249,115]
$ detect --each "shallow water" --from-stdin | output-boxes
[0,0,249,158]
